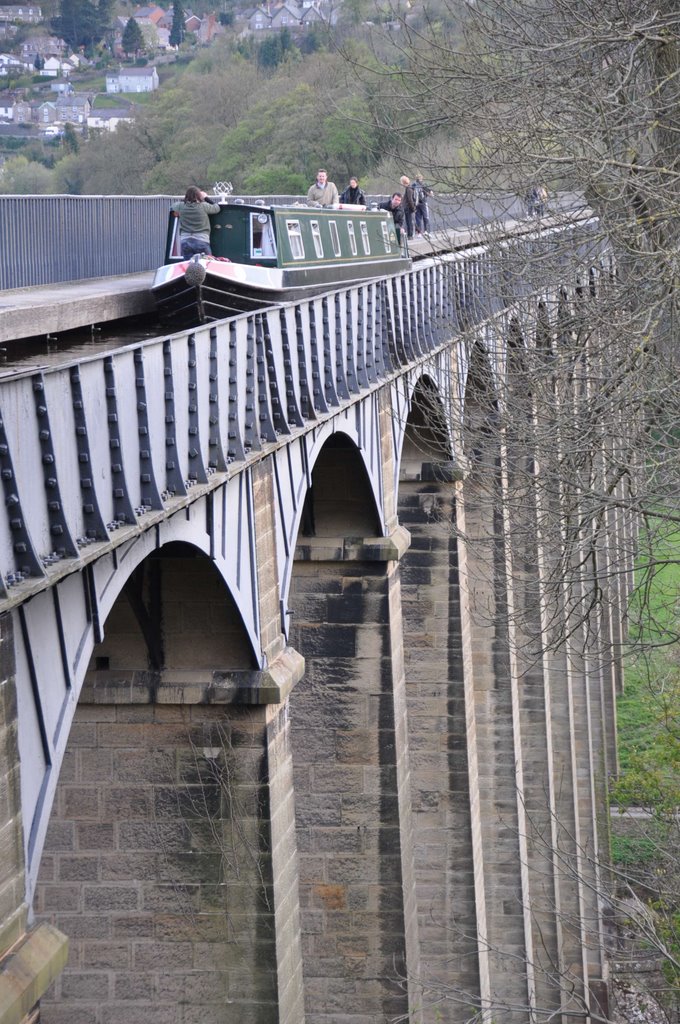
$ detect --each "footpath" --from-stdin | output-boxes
[0,272,156,345]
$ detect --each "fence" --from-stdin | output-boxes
[0,192,583,292]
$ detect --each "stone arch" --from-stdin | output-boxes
[90,540,258,677]
[299,430,382,540]
[399,374,453,482]
[33,537,291,1024]
[285,425,416,1023]
[462,341,501,471]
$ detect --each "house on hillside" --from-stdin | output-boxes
[13,98,31,122]
[248,7,271,30]
[106,66,159,93]
[20,36,66,63]
[245,0,334,31]
[87,107,135,132]
[0,92,16,119]
[183,13,201,32]
[36,99,58,125]
[39,55,74,77]
[0,6,43,24]
[181,11,220,42]
[56,93,91,123]
[133,4,166,25]
[270,4,301,28]
[0,53,30,75]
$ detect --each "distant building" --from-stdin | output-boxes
[0,91,15,119]
[245,0,334,31]
[106,66,159,93]
[56,93,91,123]
[36,99,58,124]
[0,5,43,24]
[39,56,73,77]
[133,4,166,24]
[248,7,271,29]
[0,52,30,74]
[87,107,135,132]
[20,35,66,61]
[13,98,30,121]
[270,4,300,27]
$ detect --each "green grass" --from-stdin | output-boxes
[613,527,680,809]
[92,94,132,108]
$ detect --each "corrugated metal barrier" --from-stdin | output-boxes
[0,195,173,291]
[0,193,459,292]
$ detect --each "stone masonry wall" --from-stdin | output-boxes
[34,696,295,1024]
[288,553,418,1024]
[397,481,481,1021]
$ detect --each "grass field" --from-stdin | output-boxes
[613,526,680,797]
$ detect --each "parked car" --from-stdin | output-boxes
[41,124,62,137]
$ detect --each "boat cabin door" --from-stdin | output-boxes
[250,212,277,259]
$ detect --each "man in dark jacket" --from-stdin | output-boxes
[400,175,416,238]
[339,177,367,206]
[378,193,405,241]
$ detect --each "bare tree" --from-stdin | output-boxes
[336,1,680,1019]
[342,0,680,653]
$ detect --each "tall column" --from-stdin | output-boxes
[0,612,68,1024]
[397,476,482,1022]
[288,528,421,1024]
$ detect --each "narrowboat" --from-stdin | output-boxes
[151,198,411,327]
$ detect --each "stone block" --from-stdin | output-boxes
[111,915,155,939]
[63,788,100,821]
[101,1006,180,1024]
[132,941,194,971]
[112,972,154,1001]
[56,856,99,883]
[82,887,140,912]
[61,971,110,1001]
[80,942,131,969]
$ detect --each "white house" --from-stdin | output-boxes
[0,92,15,119]
[39,55,72,77]
[0,6,43,24]
[106,66,159,93]
[87,108,135,132]
[0,53,30,75]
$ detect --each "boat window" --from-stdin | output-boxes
[347,221,357,256]
[329,220,341,257]
[250,212,277,258]
[381,222,391,253]
[310,220,324,258]
[360,221,370,255]
[286,220,305,259]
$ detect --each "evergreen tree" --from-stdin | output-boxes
[34,54,44,71]
[62,122,80,155]
[122,17,145,56]
[52,0,108,50]
[169,0,185,47]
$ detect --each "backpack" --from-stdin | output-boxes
[413,182,427,205]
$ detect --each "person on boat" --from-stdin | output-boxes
[378,192,405,241]
[339,176,367,206]
[171,186,221,258]
[306,169,339,207]
[400,175,417,239]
